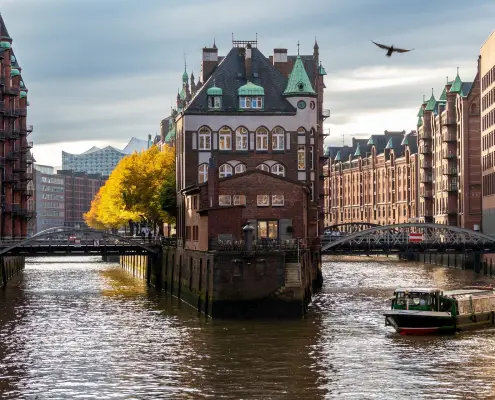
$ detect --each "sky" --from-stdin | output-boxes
[2,0,495,166]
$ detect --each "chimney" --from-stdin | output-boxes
[201,45,219,83]
[273,48,289,77]
[245,43,252,80]
[207,157,219,208]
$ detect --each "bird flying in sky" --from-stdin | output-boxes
[371,41,414,57]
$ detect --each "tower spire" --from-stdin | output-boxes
[297,40,300,56]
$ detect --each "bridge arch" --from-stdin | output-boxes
[323,222,382,234]
[0,228,159,256]
[321,223,495,253]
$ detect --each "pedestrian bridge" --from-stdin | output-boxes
[0,227,167,257]
[321,223,495,254]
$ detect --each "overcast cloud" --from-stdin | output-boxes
[2,0,494,165]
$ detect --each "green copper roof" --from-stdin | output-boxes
[182,70,188,81]
[283,55,316,96]
[367,137,374,146]
[401,135,409,146]
[238,81,265,96]
[10,54,15,62]
[449,73,462,94]
[334,150,341,162]
[385,138,393,150]
[354,144,361,157]
[19,90,27,98]
[0,41,11,49]
[417,117,423,127]
[20,80,25,88]
[207,85,223,96]
[10,68,19,78]
[425,93,436,112]
[439,87,447,102]
[318,64,327,76]
[417,105,424,117]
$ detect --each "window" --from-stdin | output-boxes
[235,164,246,174]
[233,195,246,205]
[257,164,269,172]
[297,127,306,135]
[256,127,268,150]
[219,195,231,206]
[193,195,198,210]
[219,127,231,150]
[186,226,191,240]
[208,96,222,109]
[257,194,270,206]
[257,220,278,239]
[310,182,314,202]
[272,194,284,206]
[198,127,211,150]
[309,146,314,170]
[298,145,306,170]
[236,127,248,150]
[240,96,263,109]
[271,164,285,176]
[272,127,285,150]
[219,164,233,178]
[192,226,199,241]
[198,164,208,183]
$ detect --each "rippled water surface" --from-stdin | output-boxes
[1,256,495,399]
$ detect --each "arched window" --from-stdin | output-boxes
[271,127,285,151]
[257,164,269,172]
[198,127,211,150]
[198,164,208,183]
[219,164,233,178]
[271,164,285,176]
[235,127,248,151]
[297,127,306,135]
[235,163,247,174]
[470,103,479,116]
[256,127,268,150]
[219,127,232,150]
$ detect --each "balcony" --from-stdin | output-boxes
[442,132,457,143]
[442,151,457,160]
[439,208,458,215]
[4,203,21,213]
[420,175,432,183]
[419,130,432,140]
[322,109,330,120]
[22,189,34,198]
[419,146,432,154]
[5,152,19,161]
[20,141,33,151]
[20,172,33,181]
[420,160,432,169]
[3,173,20,182]
[13,162,27,172]
[4,86,20,96]
[26,125,33,133]
[445,184,458,192]
[13,182,28,192]
[420,189,433,198]
[14,108,27,117]
[442,167,457,175]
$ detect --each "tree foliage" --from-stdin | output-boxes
[159,167,177,218]
[84,144,176,229]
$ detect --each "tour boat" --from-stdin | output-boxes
[384,286,495,335]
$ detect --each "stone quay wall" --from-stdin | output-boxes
[1,256,25,286]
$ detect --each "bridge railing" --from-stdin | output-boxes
[209,238,307,251]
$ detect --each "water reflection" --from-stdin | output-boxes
[0,255,494,398]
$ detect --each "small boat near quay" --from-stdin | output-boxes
[384,286,495,335]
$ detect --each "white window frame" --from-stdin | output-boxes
[219,127,232,150]
[297,127,306,135]
[239,96,263,109]
[257,194,270,207]
[257,164,269,172]
[198,127,211,150]
[236,127,248,151]
[219,164,233,178]
[252,96,263,109]
[256,127,268,151]
[233,195,246,205]
[208,96,222,109]
[271,164,285,177]
[272,194,284,206]
[272,127,285,151]
[219,195,231,206]
[235,164,247,174]
[298,145,306,170]
[198,163,208,183]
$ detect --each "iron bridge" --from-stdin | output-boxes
[0,227,164,257]
[321,223,495,254]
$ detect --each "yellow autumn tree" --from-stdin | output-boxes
[84,144,176,230]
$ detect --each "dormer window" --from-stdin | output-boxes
[238,82,265,110]
[206,84,223,109]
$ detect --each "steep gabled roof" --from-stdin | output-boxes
[0,14,11,40]
[185,47,296,114]
[460,82,473,97]
[425,93,437,111]
[283,55,316,96]
[449,73,462,94]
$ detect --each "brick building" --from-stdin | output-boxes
[56,170,107,228]
[481,30,495,234]
[34,164,65,233]
[324,131,419,228]
[174,38,328,247]
[0,15,35,238]
[417,69,481,229]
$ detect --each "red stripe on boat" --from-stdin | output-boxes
[399,327,440,335]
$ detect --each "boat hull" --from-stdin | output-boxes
[385,310,495,335]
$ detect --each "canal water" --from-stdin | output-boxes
[1,256,495,399]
